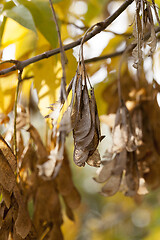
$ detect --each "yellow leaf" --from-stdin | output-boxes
[15,31,37,60]
[33,50,59,116]
[54,0,71,19]
[65,49,77,84]
[1,18,29,47]
[1,18,37,60]
[0,74,17,114]
[33,47,76,116]
[20,79,33,106]
[144,227,160,240]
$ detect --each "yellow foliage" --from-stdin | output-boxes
[0,74,17,114]
[61,213,80,240]
[33,47,76,116]
[1,18,37,60]
[1,18,29,47]
[15,31,37,60]
[144,227,160,240]
[54,0,71,19]
[20,79,33,106]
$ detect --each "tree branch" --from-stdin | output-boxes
[0,0,134,76]
[84,50,125,64]
[85,26,160,64]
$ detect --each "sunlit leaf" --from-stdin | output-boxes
[17,0,58,48]
[0,74,17,115]
[4,5,37,33]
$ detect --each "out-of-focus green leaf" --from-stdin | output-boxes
[2,1,15,11]
[4,5,37,33]
[17,0,58,48]
[0,16,6,46]
[52,0,64,2]
[85,1,101,24]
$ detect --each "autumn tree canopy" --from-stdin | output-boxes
[1,0,160,239]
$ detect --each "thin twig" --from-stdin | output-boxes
[84,49,125,64]
[61,19,87,30]
[14,70,22,160]
[49,0,67,101]
[0,59,19,65]
[0,0,134,76]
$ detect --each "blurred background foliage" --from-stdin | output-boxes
[1,0,160,239]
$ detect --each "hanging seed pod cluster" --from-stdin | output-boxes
[45,27,103,177]
[93,0,160,197]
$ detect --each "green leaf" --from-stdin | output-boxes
[4,5,37,33]
[0,16,6,46]
[17,0,58,48]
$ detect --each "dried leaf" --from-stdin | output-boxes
[94,160,114,183]
[63,186,81,209]
[0,135,16,172]
[125,152,139,196]
[73,87,101,167]
[101,174,122,197]
[73,148,88,167]
[73,84,91,143]
[64,201,75,221]
[14,185,31,239]
[148,25,157,56]
[0,150,16,192]
[87,149,101,167]
[132,10,142,69]
[28,125,48,160]
[112,102,136,153]
[1,188,11,209]
[33,181,62,231]
[131,106,143,146]
[0,207,13,240]
[56,153,74,196]
[112,150,127,175]
[0,203,5,228]
[49,224,64,240]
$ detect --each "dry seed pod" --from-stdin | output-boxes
[112,101,136,153]
[73,84,102,167]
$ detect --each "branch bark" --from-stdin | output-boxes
[0,0,134,76]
